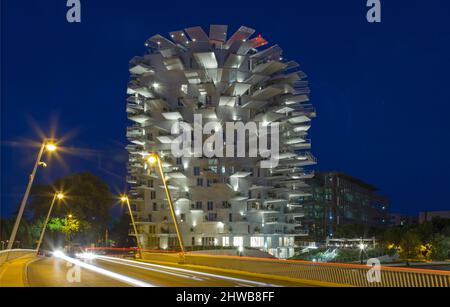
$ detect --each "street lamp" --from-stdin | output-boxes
[45,143,57,152]
[36,192,65,255]
[120,195,143,259]
[359,240,366,264]
[7,138,58,250]
[146,153,186,256]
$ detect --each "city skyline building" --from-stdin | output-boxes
[301,171,389,241]
[126,25,316,258]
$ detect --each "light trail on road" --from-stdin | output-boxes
[95,257,205,282]
[52,251,155,287]
[94,255,282,287]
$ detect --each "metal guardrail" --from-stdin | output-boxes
[142,252,450,287]
[0,249,36,266]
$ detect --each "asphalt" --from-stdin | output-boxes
[24,256,316,287]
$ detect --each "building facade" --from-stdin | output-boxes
[419,211,450,223]
[301,172,389,241]
[389,213,418,227]
[126,25,316,258]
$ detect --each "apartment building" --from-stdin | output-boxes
[126,25,316,258]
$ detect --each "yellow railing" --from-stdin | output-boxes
[142,252,450,287]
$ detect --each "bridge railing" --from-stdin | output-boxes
[142,252,450,287]
[0,249,36,266]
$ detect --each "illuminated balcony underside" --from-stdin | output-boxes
[128,113,150,124]
[288,115,311,124]
[129,62,154,75]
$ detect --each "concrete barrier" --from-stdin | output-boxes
[142,252,180,263]
[142,252,450,287]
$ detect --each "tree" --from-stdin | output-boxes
[430,235,450,261]
[416,221,433,242]
[380,226,408,246]
[109,213,134,247]
[0,217,37,249]
[335,224,372,238]
[28,172,114,246]
[399,230,422,260]
[48,216,88,244]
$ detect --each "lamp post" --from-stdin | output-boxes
[36,192,64,255]
[147,153,185,256]
[7,139,58,250]
[121,195,143,259]
[359,240,366,265]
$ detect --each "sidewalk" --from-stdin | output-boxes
[0,256,36,287]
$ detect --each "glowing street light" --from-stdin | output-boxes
[45,143,57,152]
[147,155,157,165]
[36,192,65,255]
[120,195,143,259]
[359,240,367,264]
[8,138,58,250]
[146,153,185,257]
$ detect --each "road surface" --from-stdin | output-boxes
[25,255,316,287]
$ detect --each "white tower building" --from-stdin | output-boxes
[126,25,316,258]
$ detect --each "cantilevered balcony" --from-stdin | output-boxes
[283,211,305,218]
[125,144,144,154]
[283,93,310,104]
[129,56,155,74]
[289,105,316,118]
[252,60,287,76]
[277,153,317,168]
[126,98,145,114]
[128,113,151,124]
[287,228,309,236]
[264,217,279,224]
[126,126,143,139]
[247,202,279,213]
[126,176,138,185]
[127,82,154,98]
[283,218,302,225]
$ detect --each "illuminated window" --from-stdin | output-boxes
[250,237,264,248]
[233,236,243,247]
[222,237,230,247]
[207,201,214,211]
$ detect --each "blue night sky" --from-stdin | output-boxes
[1,0,450,217]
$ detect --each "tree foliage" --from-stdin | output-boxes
[109,211,135,247]
[399,230,422,260]
[28,172,114,245]
[381,218,450,261]
[0,218,38,249]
